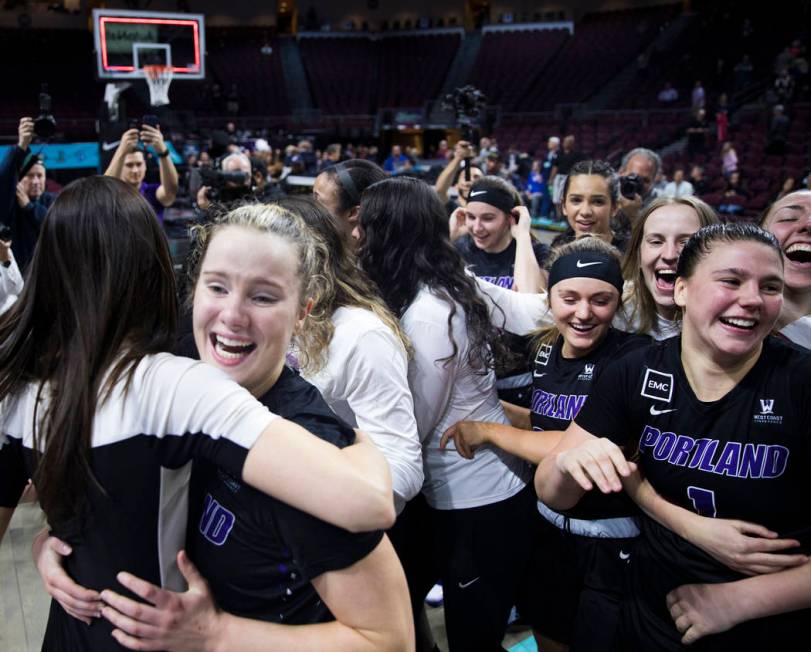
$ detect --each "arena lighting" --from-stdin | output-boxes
[98,16,201,73]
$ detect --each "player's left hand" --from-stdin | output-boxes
[139,125,167,156]
[666,582,738,645]
[101,550,220,652]
[440,421,488,459]
[510,206,532,238]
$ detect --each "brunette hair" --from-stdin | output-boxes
[0,176,177,527]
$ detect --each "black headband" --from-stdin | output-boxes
[466,185,515,215]
[334,164,360,207]
[548,251,624,294]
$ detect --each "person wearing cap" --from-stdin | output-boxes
[454,176,550,409]
[0,117,57,270]
[104,123,179,222]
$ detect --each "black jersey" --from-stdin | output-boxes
[455,234,550,290]
[455,234,551,405]
[532,328,649,520]
[187,366,383,624]
[576,336,811,650]
[0,354,276,652]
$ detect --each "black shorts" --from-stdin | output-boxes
[516,510,637,651]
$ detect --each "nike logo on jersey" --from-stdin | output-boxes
[458,577,480,589]
[101,141,120,151]
[649,405,677,415]
[576,260,603,268]
[469,190,487,197]
[534,372,546,378]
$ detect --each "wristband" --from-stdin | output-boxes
[157,148,170,158]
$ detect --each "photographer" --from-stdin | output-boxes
[0,234,22,316]
[613,147,661,239]
[194,152,253,211]
[0,117,56,270]
[104,123,178,221]
[434,140,484,214]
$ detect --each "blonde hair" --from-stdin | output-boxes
[532,236,624,350]
[185,202,333,374]
[275,195,412,361]
[621,196,719,335]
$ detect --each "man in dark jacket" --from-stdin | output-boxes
[0,117,56,270]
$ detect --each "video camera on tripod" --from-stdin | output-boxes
[441,85,487,181]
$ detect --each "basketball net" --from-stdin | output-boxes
[143,65,173,107]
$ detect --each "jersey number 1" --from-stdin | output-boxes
[687,486,717,517]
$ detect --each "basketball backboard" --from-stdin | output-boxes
[92,9,205,80]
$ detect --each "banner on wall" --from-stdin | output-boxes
[0,142,180,171]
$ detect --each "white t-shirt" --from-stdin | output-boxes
[304,306,423,514]
[0,353,278,591]
[614,283,681,340]
[402,286,530,510]
[0,251,23,316]
[780,315,811,349]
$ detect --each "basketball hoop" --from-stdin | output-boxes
[143,65,173,107]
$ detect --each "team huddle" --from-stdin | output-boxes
[1,155,810,652]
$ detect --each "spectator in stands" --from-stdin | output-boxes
[657,81,679,104]
[662,168,694,198]
[477,136,496,160]
[718,170,750,216]
[0,117,57,270]
[652,170,668,197]
[319,143,342,172]
[297,140,318,175]
[716,97,729,143]
[485,151,521,188]
[775,176,797,202]
[733,54,754,91]
[613,147,662,237]
[721,141,739,177]
[105,124,178,222]
[685,107,710,156]
[691,80,706,112]
[525,159,550,221]
[313,158,387,241]
[550,135,582,210]
[689,164,710,196]
[435,139,451,160]
[775,68,796,104]
[383,145,409,174]
[198,151,213,168]
[541,136,560,202]
[0,234,23,316]
[766,104,790,155]
[195,152,252,212]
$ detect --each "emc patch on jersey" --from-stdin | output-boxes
[754,398,783,424]
[534,344,553,369]
[641,368,674,402]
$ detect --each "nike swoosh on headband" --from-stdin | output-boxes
[469,190,487,197]
[576,260,603,268]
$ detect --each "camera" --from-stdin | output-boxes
[619,173,644,199]
[33,84,56,139]
[199,167,251,203]
[441,85,487,181]
[0,224,12,242]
